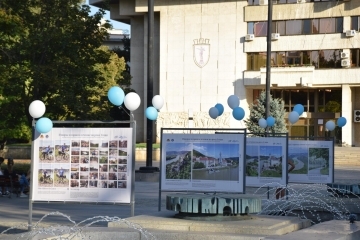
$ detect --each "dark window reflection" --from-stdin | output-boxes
[303,19,312,34]
[312,19,319,33]
[336,18,343,33]
[318,50,341,68]
[350,49,360,67]
[247,50,343,70]
[286,20,302,35]
[351,16,359,31]
[247,17,341,36]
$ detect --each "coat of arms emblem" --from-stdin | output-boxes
[193,38,210,68]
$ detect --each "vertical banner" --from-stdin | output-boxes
[32,128,132,203]
[161,133,245,193]
[288,140,334,183]
[245,137,287,187]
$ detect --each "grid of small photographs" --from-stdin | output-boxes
[38,140,71,188]
[38,138,128,189]
[70,139,128,189]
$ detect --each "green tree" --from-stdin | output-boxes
[319,100,341,113]
[110,36,135,121]
[0,0,126,142]
[244,91,287,134]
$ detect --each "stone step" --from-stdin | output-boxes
[334,147,360,166]
[264,220,360,240]
[108,213,311,236]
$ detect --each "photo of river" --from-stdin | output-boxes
[192,166,239,181]
[191,143,240,181]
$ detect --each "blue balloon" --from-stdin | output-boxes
[107,86,125,106]
[337,117,347,127]
[288,111,299,124]
[258,118,267,128]
[326,120,336,131]
[35,117,53,133]
[267,116,275,127]
[209,107,219,119]
[232,107,245,120]
[293,104,304,116]
[227,95,240,109]
[215,103,224,116]
[145,106,158,120]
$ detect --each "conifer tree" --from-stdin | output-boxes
[244,91,287,134]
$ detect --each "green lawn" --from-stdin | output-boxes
[135,143,160,149]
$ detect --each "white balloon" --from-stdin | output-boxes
[28,100,46,118]
[124,92,141,111]
[325,121,336,131]
[152,95,164,110]
[258,118,267,128]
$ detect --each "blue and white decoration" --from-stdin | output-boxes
[29,100,53,134]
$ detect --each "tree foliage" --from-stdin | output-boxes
[244,91,287,134]
[0,0,127,141]
[110,36,134,121]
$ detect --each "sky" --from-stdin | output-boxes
[193,143,239,158]
[86,0,130,33]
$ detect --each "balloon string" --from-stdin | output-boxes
[118,106,131,117]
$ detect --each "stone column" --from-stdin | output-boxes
[341,85,352,146]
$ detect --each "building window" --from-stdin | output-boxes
[286,51,301,64]
[248,18,342,36]
[247,50,342,70]
[351,16,360,31]
[319,18,335,33]
[285,20,302,35]
[350,49,360,67]
[254,22,267,37]
[247,0,346,5]
[247,53,267,70]
[247,22,254,34]
[318,50,341,68]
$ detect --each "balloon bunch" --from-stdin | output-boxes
[228,95,245,120]
[108,86,164,121]
[209,103,224,119]
[326,117,347,131]
[208,95,245,121]
[145,95,164,120]
[29,100,53,134]
[108,86,141,112]
[258,116,275,129]
[288,104,304,124]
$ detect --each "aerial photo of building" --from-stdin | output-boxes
[90,0,360,147]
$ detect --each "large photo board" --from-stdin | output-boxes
[245,137,287,187]
[32,128,132,203]
[161,133,245,193]
[288,140,334,184]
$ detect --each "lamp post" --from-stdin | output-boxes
[141,0,159,172]
[28,100,48,231]
[265,0,273,127]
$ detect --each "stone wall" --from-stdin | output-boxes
[2,146,31,159]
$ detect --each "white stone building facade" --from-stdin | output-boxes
[90,0,360,147]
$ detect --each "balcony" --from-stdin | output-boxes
[243,67,360,88]
[244,66,315,87]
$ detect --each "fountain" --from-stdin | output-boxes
[2,183,360,240]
